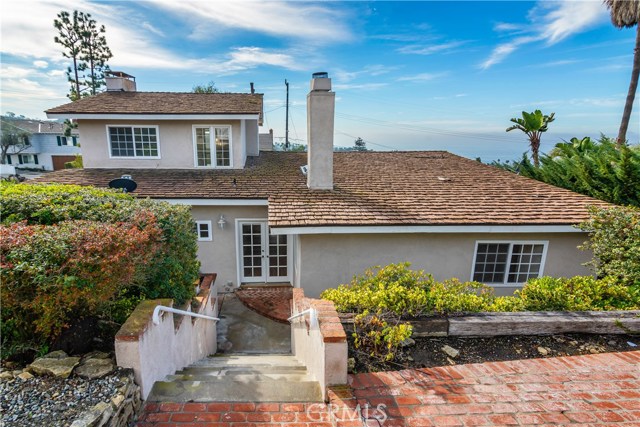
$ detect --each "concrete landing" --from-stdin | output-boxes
[146,354,323,403]
[216,294,291,354]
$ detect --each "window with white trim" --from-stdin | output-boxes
[193,126,231,167]
[195,221,213,241]
[472,241,546,285]
[57,136,78,146]
[108,126,159,158]
[18,154,38,165]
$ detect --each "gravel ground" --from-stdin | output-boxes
[348,332,640,373]
[0,368,126,427]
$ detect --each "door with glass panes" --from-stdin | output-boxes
[238,221,289,283]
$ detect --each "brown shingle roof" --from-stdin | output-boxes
[32,151,610,227]
[45,91,264,116]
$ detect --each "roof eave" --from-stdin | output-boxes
[45,112,262,121]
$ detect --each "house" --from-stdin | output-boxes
[38,72,609,297]
[1,117,81,171]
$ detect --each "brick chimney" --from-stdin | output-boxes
[306,72,334,190]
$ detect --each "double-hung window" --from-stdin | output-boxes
[193,126,231,167]
[108,126,159,158]
[472,241,547,285]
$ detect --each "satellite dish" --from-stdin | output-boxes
[109,176,137,193]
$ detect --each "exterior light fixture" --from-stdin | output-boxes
[217,214,227,229]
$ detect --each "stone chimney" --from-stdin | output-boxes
[105,71,137,92]
[306,72,334,190]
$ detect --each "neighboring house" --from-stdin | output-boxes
[1,117,81,171]
[38,72,609,297]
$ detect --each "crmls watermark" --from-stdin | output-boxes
[306,403,388,424]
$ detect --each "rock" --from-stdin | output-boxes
[446,357,456,365]
[75,358,115,380]
[70,402,113,427]
[110,394,124,408]
[608,340,617,346]
[347,358,356,372]
[407,356,414,362]
[537,346,549,356]
[441,345,460,359]
[0,371,14,380]
[569,340,578,346]
[81,351,110,362]
[43,350,70,360]
[17,372,34,380]
[12,370,23,376]
[29,356,80,379]
[400,337,416,348]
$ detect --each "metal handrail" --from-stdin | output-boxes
[152,305,220,325]
[288,308,318,329]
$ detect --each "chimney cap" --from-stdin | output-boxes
[312,72,329,79]
[106,71,136,80]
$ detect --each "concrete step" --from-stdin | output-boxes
[193,354,304,368]
[147,353,323,403]
[165,372,312,382]
[147,378,323,402]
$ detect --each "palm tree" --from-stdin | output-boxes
[506,110,555,167]
[604,0,640,146]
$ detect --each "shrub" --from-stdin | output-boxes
[428,279,495,313]
[320,263,433,316]
[352,312,413,362]
[516,276,639,311]
[0,182,200,303]
[579,205,640,286]
[1,216,161,350]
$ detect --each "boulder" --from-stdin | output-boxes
[28,352,80,379]
[441,345,460,359]
[75,358,115,380]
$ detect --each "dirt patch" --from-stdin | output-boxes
[346,328,639,373]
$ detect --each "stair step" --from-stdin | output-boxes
[147,379,323,402]
[194,354,304,368]
[180,365,307,375]
[165,372,312,382]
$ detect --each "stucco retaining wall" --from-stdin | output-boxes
[114,275,218,399]
[290,288,348,399]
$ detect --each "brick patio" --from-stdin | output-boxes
[235,286,292,323]
[136,351,640,426]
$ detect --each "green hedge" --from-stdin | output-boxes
[321,263,640,315]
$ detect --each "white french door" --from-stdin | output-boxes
[238,221,289,283]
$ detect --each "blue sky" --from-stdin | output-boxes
[1,1,638,161]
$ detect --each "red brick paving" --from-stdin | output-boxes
[137,352,640,426]
[235,286,292,323]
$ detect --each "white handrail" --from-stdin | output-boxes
[152,305,220,325]
[288,308,318,329]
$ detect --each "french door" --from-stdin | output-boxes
[238,221,289,283]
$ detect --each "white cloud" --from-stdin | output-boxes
[222,47,301,72]
[148,0,352,43]
[396,72,446,82]
[332,83,388,91]
[33,60,48,68]
[480,1,609,69]
[334,65,398,83]
[141,22,165,37]
[398,41,467,55]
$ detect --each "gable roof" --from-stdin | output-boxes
[0,117,77,135]
[45,91,264,117]
[32,151,610,228]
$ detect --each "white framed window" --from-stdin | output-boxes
[471,241,548,285]
[107,125,160,159]
[195,221,213,241]
[192,125,232,168]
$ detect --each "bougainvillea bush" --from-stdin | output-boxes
[0,182,200,357]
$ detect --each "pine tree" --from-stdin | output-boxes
[54,11,85,101]
[78,12,112,95]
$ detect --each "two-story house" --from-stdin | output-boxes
[39,72,608,297]
[1,117,81,171]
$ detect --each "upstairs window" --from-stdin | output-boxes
[108,126,159,158]
[193,126,231,168]
[57,136,78,146]
[472,241,547,285]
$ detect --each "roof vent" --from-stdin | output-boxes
[437,176,451,182]
[300,165,309,176]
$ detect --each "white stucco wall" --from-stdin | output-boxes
[294,232,592,297]
[78,119,259,169]
[190,205,269,288]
